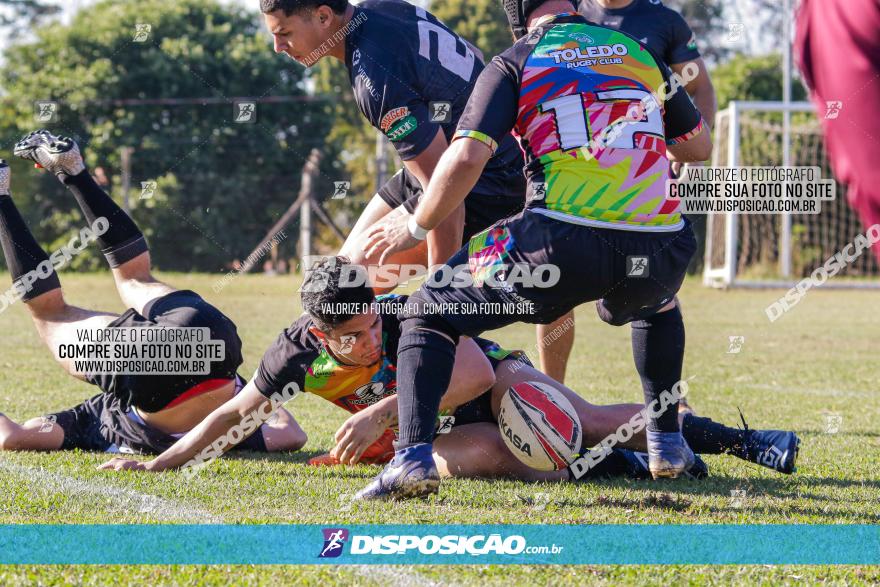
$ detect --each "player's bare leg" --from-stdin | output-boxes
[433,422,566,481]
[340,196,428,294]
[14,129,175,314]
[537,311,575,383]
[109,252,176,316]
[0,158,118,381]
[0,414,65,451]
[492,358,798,475]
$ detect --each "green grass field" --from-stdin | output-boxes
[0,272,878,585]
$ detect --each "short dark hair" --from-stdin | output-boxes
[260,0,349,16]
[301,256,375,332]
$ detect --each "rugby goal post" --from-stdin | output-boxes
[702,101,880,289]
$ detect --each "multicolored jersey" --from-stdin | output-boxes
[455,12,704,232]
[253,294,523,412]
[344,0,525,202]
[578,0,701,66]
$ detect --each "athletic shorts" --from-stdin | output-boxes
[85,290,244,413]
[377,169,523,243]
[46,376,268,455]
[404,209,697,336]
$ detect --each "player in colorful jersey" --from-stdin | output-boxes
[260,0,525,283]
[0,131,305,456]
[99,256,798,482]
[360,0,715,498]
[529,0,717,383]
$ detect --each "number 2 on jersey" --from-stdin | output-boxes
[415,7,475,82]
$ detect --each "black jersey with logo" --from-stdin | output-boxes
[578,0,701,66]
[344,0,525,200]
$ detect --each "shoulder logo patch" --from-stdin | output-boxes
[380,107,418,142]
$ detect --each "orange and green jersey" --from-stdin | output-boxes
[253,294,523,413]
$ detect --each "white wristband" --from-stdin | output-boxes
[407,216,429,241]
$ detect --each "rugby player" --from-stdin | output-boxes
[529,0,718,383]
[360,0,718,498]
[99,257,799,483]
[0,131,306,456]
[260,0,526,284]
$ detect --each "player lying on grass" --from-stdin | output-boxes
[0,131,306,455]
[100,256,799,482]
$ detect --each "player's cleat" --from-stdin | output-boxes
[737,412,800,474]
[0,160,9,196]
[354,443,439,501]
[646,431,696,479]
[618,448,708,480]
[13,130,85,181]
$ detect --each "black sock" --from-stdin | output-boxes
[568,448,634,480]
[631,306,685,433]
[682,413,746,456]
[63,171,147,267]
[396,324,457,448]
[0,195,61,300]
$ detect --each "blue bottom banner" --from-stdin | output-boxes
[1,524,878,565]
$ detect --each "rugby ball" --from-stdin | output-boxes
[498,381,582,471]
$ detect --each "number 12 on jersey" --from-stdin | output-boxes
[539,89,664,152]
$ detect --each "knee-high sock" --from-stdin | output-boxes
[63,171,147,267]
[630,306,685,433]
[682,414,746,456]
[0,195,61,300]
[395,325,457,448]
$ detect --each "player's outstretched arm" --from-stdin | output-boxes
[98,382,294,472]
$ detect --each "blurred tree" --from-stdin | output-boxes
[663,0,729,64]
[711,53,806,110]
[431,0,512,59]
[0,0,332,272]
[0,0,60,37]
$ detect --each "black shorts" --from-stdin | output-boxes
[405,210,697,337]
[46,378,267,455]
[377,169,523,243]
[85,290,244,413]
[447,344,532,429]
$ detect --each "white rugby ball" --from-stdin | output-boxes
[498,381,582,471]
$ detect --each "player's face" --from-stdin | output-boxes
[264,9,332,66]
[325,310,383,367]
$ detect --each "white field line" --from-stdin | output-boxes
[0,459,221,523]
[352,565,457,587]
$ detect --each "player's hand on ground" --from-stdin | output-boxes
[364,213,420,265]
[97,457,155,472]
[330,410,387,465]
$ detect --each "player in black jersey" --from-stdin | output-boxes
[578,0,715,130]
[0,131,306,456]
[260,0,525,285]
